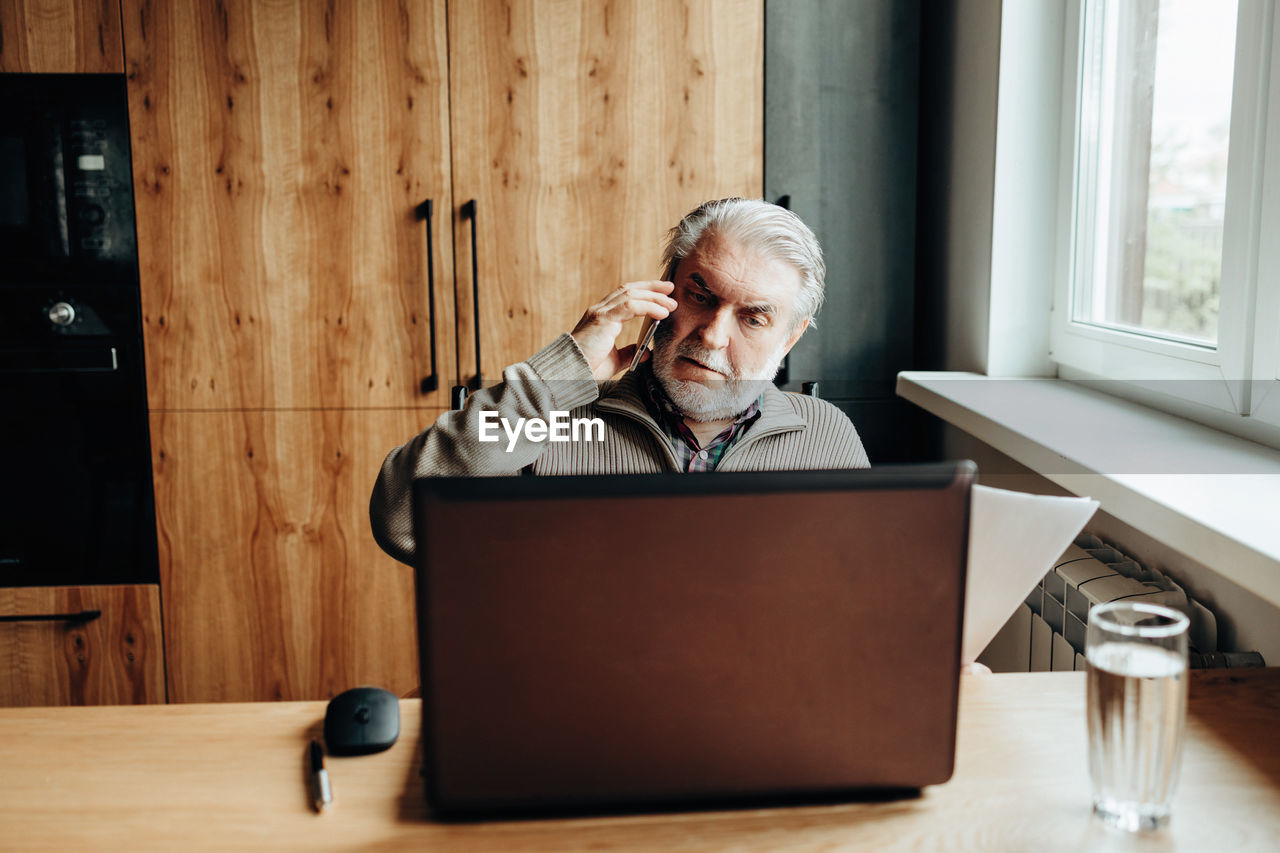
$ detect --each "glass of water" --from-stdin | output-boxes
[1086,601,1190,832]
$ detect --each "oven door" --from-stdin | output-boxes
[0,290,158,587]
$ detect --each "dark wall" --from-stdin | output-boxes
[765,0,934,462]
[914,0,958,375]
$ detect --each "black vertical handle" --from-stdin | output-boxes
[415,199,439,394]
[462,199,482,390]
[773,194,792,388]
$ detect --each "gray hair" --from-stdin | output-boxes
[660,197,826,330]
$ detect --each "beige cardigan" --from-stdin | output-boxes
[370,334,870,564]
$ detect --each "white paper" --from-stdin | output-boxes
[963,485,1100,663]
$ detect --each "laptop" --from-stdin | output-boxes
[412,462,975,817]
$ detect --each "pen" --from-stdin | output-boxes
[310,739,332,812]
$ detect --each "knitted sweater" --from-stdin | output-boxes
[370,334,870,564]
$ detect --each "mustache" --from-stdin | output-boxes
[672,341,737,379]
[653,323,739,380]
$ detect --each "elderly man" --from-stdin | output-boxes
[371,197,869,564]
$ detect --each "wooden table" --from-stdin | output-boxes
[1,670,1277,851]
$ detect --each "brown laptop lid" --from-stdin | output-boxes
[414,464,973,815]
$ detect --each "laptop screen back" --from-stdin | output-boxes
[413,463,974,815]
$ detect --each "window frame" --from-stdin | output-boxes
[1050,0,1279,429]
[1249,0,1280,427]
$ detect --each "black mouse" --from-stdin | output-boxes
[324,686,400,756]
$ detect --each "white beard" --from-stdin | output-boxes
[650,325,788,422]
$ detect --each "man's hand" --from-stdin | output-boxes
[570,281,678,380]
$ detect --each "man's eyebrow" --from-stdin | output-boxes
[689,272,713,292]
[688,272,777,315]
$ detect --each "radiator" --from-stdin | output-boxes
[979,534,1266,672]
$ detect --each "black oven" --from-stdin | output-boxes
[0,74,137,273]
[0,74,158,587]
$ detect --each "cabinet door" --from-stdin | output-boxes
[124,0,456,410]
[0,585,164,706]
[448,0,763,384]
[151,408,433,702]
[0,0,122,72]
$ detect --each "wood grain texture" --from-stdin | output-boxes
[124,0,455,410]
[150,408,436,702]
[0,0,123,72]
[448,0,763,384]
[0,585,164,706]
[0,671,1277,850]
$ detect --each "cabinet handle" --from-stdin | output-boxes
[415,199,439,394]
[0,609,102,624]
[461,199,482,390]
[773,194,792,388]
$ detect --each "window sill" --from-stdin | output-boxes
[896,372,1280,611]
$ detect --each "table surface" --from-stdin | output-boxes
[1,670,1277,852]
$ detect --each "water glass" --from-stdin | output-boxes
[1085,601,1190,832]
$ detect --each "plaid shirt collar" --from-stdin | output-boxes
[639,363,762,473]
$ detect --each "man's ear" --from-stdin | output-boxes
[782,317,809,354]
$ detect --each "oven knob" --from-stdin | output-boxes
[49,302,77,326]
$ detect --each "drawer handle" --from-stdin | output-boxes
[415,199,440,394]
[0,609,102,624]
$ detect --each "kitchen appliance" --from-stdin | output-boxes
[0,73,158,587]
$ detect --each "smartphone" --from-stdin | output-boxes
[629,316,660,372]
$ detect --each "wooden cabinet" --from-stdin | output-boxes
[448,0,762,384]
[124,0,762,701]
[150,409,428,702]
[124,0,456,411]
[0,0,123,73]
[124,0,453,701]
[0,585,165,706]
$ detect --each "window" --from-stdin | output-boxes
[1052,0,1280,432]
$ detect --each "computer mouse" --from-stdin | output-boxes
[324,686,400,756]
